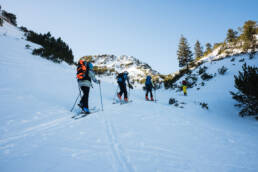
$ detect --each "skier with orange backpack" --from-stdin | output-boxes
[77,57,100,114]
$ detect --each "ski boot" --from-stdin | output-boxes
[82,107,90,114]
[150,97,154,101]
[145,96,149,101]
[117,93,122,100]
[124,97,128,103]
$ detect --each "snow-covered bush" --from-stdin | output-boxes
[169,98,177,105]
[218,66,228,75]
[230,63,258,117]
[249,52,256,59]
[201,72,213,80]
[198,66,207,75]
[200,102,208,110]
[25,44,31,49]
[239,58,245,62]
[185,74,198,88]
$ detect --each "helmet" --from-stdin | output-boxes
[124,71,129,75]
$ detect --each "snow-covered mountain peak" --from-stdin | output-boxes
[82,54,162,85]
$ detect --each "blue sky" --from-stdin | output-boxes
[1,0,257,73]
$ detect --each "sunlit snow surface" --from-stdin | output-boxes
[1,21,258,172]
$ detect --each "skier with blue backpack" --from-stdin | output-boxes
[116,71,133,102]
[145,75,154,101]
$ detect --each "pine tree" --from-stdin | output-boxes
[2,10,17,26]
[206,43,212,52]
[230,63,258,117]
[177,35,193,69]
[194,40,203,59]
[27,30,74,64]
[204,43,212,56]
[240,20,257,51]
[226,29,238,43]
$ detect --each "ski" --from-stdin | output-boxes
[112,99,132,104]
[72,108,100,119]
[120,100,133,105]
[71,106,99,119]
[73,108,100,120]
[145,99,157,102]
[112,99,122,104]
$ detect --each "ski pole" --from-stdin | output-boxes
[128,87,131,100]
[99,82,104,111]
[154,83,157,103]
[70,92,80,112]
[154,88,157,103]
[70,84,82,112]
[113,86,119,103]
[78,84,82,97]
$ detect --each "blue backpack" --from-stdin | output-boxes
[117,73,127,83]
[145,76,152,85]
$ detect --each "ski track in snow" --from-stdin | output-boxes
[103,111,135,172]
[0,116,72,146]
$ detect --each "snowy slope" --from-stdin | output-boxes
[173,55,257,118]
[1,21,258,172]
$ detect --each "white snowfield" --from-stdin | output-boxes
[1,21,258,172]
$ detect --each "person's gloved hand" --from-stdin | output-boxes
[129,84,133,89]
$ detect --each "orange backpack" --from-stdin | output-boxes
[77,60,90,81]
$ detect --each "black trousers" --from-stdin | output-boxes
[145,85,153,98]
[80,86,90,109]
[118,82,127,99]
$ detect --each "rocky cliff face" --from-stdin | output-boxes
[83,54,163,84]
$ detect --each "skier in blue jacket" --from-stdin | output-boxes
[116,71,133,102]
[145,75,154,101]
